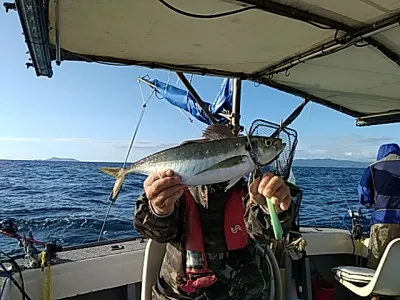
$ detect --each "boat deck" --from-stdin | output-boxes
[1,228,368,300]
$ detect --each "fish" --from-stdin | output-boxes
[100,125,286,201]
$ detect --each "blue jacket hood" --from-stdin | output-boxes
[376,143,400,160]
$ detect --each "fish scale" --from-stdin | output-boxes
[133,141,246,176]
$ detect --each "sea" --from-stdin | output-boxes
[0,160,369,256]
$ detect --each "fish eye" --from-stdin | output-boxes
[264,139,272,147]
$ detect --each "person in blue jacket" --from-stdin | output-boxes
[358,143,400,268]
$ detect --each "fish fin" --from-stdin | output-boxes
[202,124,234,140]
[194,155,247,176]
[224,176,242,192]
[99,167,122,178]
[180,138,208,145]
[99,167,128,201]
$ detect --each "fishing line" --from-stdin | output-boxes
[330,175,360,255]
[97,80,155,242]
[337,186,352,210]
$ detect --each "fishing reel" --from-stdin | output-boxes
[0,218,62,269]
[343,208,368,241]
[0,218,18,235]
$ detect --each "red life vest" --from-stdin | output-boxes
[180,188,249,294]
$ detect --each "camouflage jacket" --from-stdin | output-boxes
[134,179,295,299]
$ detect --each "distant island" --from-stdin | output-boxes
[44,157,80,162]
[293,158,370,168]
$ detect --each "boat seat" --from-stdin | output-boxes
[331,237,400,297]
[141,239,167,300]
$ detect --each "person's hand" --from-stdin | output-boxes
[249,172,291,214]
[144,169,185,215]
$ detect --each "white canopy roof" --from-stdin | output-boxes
[13,0,400,126]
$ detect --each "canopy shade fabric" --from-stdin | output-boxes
[12,0,400,126]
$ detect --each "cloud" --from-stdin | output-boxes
[113,141,178,150]
[336,135,392,145]
[295,134,397,161]
[0,136,179,151]
[0,137,42,142]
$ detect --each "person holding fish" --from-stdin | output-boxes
[128,125,297,300]
[100,124,298,299]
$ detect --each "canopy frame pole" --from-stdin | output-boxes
[356,110,400,127]
[231,78,242,136]
[258,19,400,77]
[240,0,400,69]
[176,72,217,124]
[55,0,61,66]
[138,77,157,89]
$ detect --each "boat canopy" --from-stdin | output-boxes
[10,0,400,126]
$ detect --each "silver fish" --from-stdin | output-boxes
[100,132,286,201]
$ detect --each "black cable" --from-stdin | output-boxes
[306,20,334,30]
[0,262,31,300]
[158,0,257,19]
[158,0,336,33]
[0,251,31,300]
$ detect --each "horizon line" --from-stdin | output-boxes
[0,157,374,164]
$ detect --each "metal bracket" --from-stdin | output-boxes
[3,2,16,12]
[20,232,41,269]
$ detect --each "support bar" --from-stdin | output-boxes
[55,0,61,66]
[356,111,400,126]
[176,72,217,124]
[258,14,400,77]
[231,78,242,136]
[240,1,400,69]
[271,97,310,137]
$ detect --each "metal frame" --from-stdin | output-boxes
[256,15,400,77]
[240,0,400,70]
[356,111,400,126]
[14,0,53,77]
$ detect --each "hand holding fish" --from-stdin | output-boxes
[249,172,291,214]
[144,169,185,215]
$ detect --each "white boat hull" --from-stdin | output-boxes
[0,227,371,300]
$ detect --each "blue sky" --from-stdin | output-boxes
[1,13,400,162]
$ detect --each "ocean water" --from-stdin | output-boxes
[0,160,368,255]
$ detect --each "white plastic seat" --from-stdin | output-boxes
[332,237,400,297]
[141,239,167,300]
[0,278,11,300]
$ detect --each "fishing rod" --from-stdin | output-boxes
[0,219,63,300]
[0,219,47,247]
[0,219,62,265]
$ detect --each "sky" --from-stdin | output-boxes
[1,13,400,163]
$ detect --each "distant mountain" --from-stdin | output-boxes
[293,158,371,168]
[44,157,80,162]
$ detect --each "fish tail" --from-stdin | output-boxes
[99,167,128,201]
